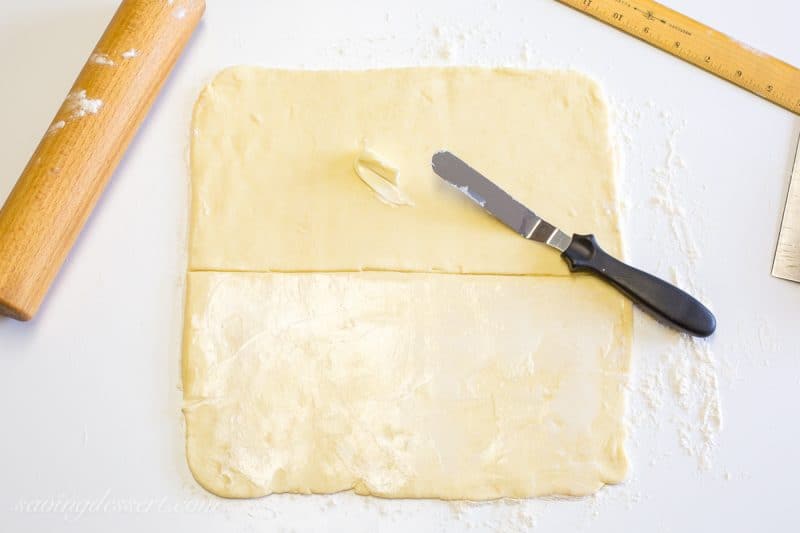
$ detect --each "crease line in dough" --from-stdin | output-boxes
[187,267,578,278]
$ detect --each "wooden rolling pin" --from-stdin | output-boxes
[0,0,205,321]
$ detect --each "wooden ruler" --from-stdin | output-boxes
[556,0,800,114]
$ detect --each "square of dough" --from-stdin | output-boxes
[183,67,632,500]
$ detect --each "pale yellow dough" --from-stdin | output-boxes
[184,67,632,500]
[189,68,620,275]
[184,272,631,499]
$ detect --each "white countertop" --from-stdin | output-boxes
[1,1,799,531]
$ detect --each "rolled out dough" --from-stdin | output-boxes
[189,67,620,276]
[184,272,631,499]
[183,67,632,500]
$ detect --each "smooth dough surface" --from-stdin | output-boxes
[189,67,620,275]
[184,272,631,499]
[184,67,632,500]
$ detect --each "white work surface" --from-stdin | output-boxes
[1,1,799,531]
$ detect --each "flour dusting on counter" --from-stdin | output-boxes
[613,99,724,472]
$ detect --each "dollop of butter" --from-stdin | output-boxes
[353,148,414,207]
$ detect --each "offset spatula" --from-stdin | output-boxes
[432,151,716,338]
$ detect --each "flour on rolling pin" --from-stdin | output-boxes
[46,121,66,136]
[92,49,139,63]
[0,0,206,321]
[167,0,189,20]
[90,53,115,66]
[65,90,104,119]
[46,90,104,136]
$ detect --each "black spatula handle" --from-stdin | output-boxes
[561,234,716,337]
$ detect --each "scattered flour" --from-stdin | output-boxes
[520,41,534,64]
[613,98,724,473]
[90,53,115,66]
[447,499,541,532]
[121,48,139,59]
[45,90,103,136]
[46,120,65,136]
[64,90,103,119]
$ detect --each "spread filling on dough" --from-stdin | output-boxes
[184,67,632,500]
[353,148,414,207]
[184,272,631,499]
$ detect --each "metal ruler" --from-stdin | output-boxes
[773,135,800,282]
[556,0,800,113]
